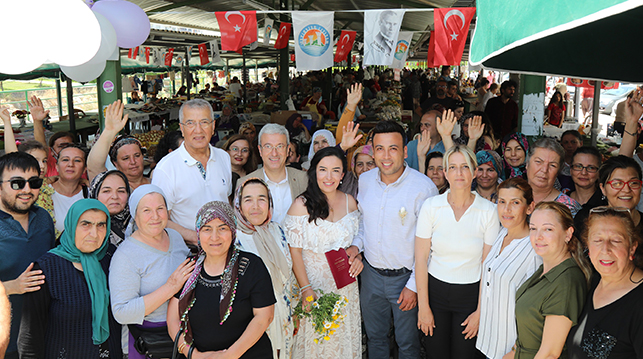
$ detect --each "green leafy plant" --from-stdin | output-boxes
[293,289,348,343]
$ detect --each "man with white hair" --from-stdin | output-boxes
[238,123,307,224]
[152,99,232,245]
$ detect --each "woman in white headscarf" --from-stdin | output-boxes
[302,129,336,171]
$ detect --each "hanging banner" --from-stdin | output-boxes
[198,43,209,65]
[274,22,291,49]
[209,39,223,64]
[363,9,406,66]
[186,46,192,63]
[433,7,475,66]
[566,78,619,90]
[145,47,151,63]
[334,30,356,63]
[290,54,295,61]
[426,31,436,68]
[215,11,258,53]
[153,48,163,66]
[292,11,334,71]
[390,31,413,69]
[263,18,274,45]
[164,48,174,66]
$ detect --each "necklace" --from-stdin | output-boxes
[630,266,643,284]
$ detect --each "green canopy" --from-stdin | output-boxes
[470,0,643,83]
[0,56,277,81]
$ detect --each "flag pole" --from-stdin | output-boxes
[255,8,435,14]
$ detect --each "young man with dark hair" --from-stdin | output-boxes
[0,152,56,359]
[348,120,438,359]
[485,79,519,139]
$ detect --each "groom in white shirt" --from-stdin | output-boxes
[347,121,438,359]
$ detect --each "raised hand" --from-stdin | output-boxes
[27,96,49,122]
[104,99,130,134]
[339,121,363,151]
[417,129,432,157]
[346,83,363,111]
[467,116,485,141]
[436,109,457,139]
[0,108,11,125]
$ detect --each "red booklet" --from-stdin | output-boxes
[325,248,356,289]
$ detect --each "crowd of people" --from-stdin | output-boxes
[0,67,642,359]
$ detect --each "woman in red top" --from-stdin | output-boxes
[546,91,566,127]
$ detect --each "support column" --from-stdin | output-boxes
[242,50,248,105]
[591,81,601,146]
[279,0,290,110]
[186,47,191,100]
[518,74,546,136]
[55,79,63,118]
[97,60,123,130]
[66,78,76,138]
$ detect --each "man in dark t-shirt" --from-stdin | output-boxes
[485,80,519,139]
[416,79,455,116]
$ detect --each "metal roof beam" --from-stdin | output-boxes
[299,0,317,10]
[146,0,214,15]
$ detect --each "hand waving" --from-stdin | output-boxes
[27,96,50,122]
[436,109,457,138]
[104,100,130,134]
[339,121,363,151]
[346,83,363,111]
[467,116,485,141]
[417,129,432,157]
[0,108,11,125]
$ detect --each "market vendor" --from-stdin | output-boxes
[299,87,335,120]
[87,100,150,190]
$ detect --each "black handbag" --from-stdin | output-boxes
[128,324,175,359]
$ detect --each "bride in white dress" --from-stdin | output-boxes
[284,146,363,358]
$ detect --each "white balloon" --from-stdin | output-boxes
[60,61,106,83]
[0,0,48,74]
[90,12,118,64]
[107,46,121,61]
[45,0,101,67]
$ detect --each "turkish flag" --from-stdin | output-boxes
[290,54,295,61]
[426,31,436,67]
[273,22,291,49]
[433,7,475,66]
[164,48,174,66]
[334,30,356,63]
[215,11,258,53]
[198,43,209,65]
[128,48,134,59]
[145,47,151,63]
[133,46,139,59]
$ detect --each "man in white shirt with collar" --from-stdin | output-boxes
[347,120,438,359]
[152,99,232,245]
[238,124,307,224]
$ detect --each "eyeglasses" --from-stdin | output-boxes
[261,143,287,152]
[1,177,43,190]
[589,206,631,215]
[419,122,431,129]
[606,179,643,190]
[229,147,249,154]
[181,119,214,129]
[571,163,599,173]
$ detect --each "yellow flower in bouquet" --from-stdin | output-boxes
[293,290,348,344]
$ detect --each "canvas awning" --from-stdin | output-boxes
[470,0,643,83]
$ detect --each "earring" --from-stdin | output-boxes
[340,180,343,185]
[602,195,606,200]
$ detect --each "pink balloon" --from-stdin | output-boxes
[92,0,150,49]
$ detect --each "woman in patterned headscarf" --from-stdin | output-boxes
[474,150,504,203]
[502,132,529,180]
[88,170,131,246]
[168,201,276,359]
[234,178,298,359]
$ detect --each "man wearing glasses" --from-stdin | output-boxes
[0,152,56,359]
[152,99,232,246]
[415,79,455,117]
[238,124,307,224]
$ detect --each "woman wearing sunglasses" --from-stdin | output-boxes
[574,155,643,259]
[567,206,643,358]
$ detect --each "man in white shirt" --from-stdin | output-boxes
[238,124,307,224]
[152,99,232,245]
[347,120,438,359]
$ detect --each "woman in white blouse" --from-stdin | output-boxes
[415,144,499,359]
[476,177,542,359]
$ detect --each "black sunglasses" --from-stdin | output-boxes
[1,177,43,190]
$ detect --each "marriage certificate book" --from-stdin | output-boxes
[325,248,356,289]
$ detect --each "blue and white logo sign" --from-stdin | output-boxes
[394,39,409,61]
[298,24,330,57]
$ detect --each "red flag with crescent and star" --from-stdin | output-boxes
[198,43,209,65]
[145,47,151,63]
[334,30,356,63]
[433,7,475,66]
[215,11,258,54]
[274,22,291,49]
[426,31,436,68]
[164,48,174,66]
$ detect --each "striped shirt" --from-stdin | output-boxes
[476,227,542,359]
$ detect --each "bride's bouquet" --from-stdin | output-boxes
[293,290,348,343]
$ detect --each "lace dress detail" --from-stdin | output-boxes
[283,210,361,358]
